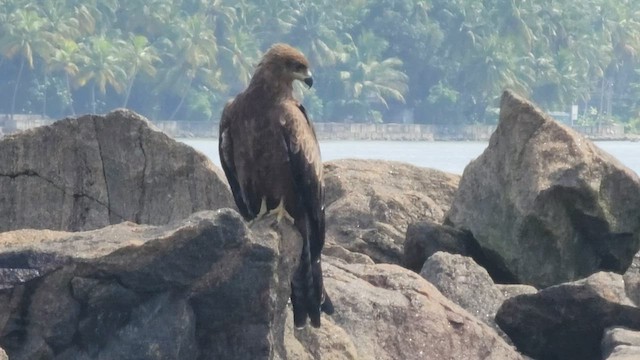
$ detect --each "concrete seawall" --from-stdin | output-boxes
[128,121,498,140]
[1,116,632,141]
[150,121,629,141]
[312,123,494,141]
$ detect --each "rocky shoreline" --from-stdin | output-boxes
[0,90,639,359]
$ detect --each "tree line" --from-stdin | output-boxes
[1,0,639,130]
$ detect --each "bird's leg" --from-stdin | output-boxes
[249,197,268,225]
[268,199,294,223]
[257,197,268,219]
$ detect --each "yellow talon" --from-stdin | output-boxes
[269,199,294,223]
[257,197,268,219]
[249,197,269,225]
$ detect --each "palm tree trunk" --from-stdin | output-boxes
[10,58,25,121]
[168,76,194,120]
[91,85,96,114]
[41,75,47,118]
[122,70,137,108]
[66,74,76,116]
[598,78,606,131]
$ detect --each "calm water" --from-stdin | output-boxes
[180,139,640,176]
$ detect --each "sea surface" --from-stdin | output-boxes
[179,139,640,176]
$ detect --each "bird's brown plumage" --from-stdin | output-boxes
[219,43,333,328]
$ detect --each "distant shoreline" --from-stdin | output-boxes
[155,121,637,142]
[2,118,639,142]
[172,135,640,142]
[173,134,640,142]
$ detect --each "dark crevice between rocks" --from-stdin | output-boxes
[571,208,637,274]
[0,251,72,289]
[552,184,637,275]
[0,276,40,355]
[460,231,520,285]
[136,124,147,224]
[0,251,70,271]
[438,218,519,284]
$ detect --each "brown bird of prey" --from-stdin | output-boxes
[218,43,334,328]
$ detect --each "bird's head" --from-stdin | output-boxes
[257,43,313,88]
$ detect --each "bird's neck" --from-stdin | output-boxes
[248,71,294,101]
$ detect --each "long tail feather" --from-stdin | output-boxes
[291,206,333,328]
[291,233,316,328]
[290,274,308,328]
[317,261,334,315]
[291,231,334,328]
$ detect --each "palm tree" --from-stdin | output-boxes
[244,0,297,42]
[75,36,127,114]
[47,38,87,115]
[215,2,262,92]
[115,0,174,36]
[0,8,52,120]
[159,13,219,120]
[286,1,348,67]
[36,0,83,40]
[121,34,161,108]
[337,33,409,122]
[218,29,260,92]
[80,0,118,33]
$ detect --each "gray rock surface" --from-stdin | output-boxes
[0,209,523,360]
[496,272,640,360]
[495,284,538,300]
[602,327,640,360]
[420,252,536,336]
[0,109,233,232]
[446,90,640,288]
[288,257,524,360]
[0,210,300,360]
[323,243,375,265]
[324,159,459,264]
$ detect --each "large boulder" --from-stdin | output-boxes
[496,272,640,360]
[0,109,233,232]
[446,90,640,288]
[324,159,460,264]
[420,252,536,337]
[289,257,524,360]
[0,210,301,360]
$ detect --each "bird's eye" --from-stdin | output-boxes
[293,62,306,72]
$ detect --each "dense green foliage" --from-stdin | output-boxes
[1,0,639,127]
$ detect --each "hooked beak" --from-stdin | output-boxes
[304,76,314,88]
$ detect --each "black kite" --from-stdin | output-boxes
[219,43,333,328]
